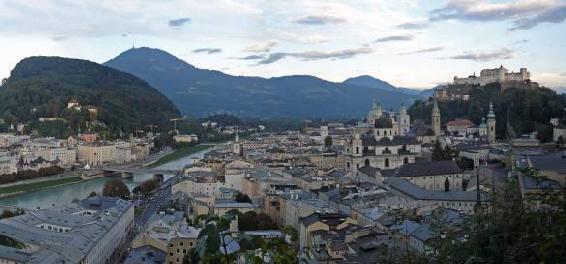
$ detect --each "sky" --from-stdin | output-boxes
[0,0,565,90]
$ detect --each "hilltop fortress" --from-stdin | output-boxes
[435,66,539,101]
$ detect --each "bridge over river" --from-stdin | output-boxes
[100,166,181,176]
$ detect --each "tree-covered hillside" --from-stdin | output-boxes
[0,56,180,135]
[408,83,566,141]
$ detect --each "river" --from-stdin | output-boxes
[0,148,209,209]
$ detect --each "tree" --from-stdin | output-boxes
[324,135,333,147]
[536,123,554,143]
[136,178,160,197]
[282,225,298,242]
[0,209,24,219]
[435,172,566,264]
[239,211,258,231]
[102,179,131,200]
[256,213,277,230]
[235,192,252,203]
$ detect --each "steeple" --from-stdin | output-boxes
[487,102,495,119]
[487,102,496,144]
[432,99,441,137]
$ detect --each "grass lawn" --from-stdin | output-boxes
[0,177,83,195]
[149,144,212,168]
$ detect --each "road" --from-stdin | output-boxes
[134,172,181,231]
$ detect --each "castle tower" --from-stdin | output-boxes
[487,103,496,143]
[398,103,411,136]
[432,99,441,137]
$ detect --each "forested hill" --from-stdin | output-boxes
[0,56,180,134]
[408,83,566,141]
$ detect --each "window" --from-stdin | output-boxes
[170,243,173,247]
[180,242,183,246]
[403,157,409,164]
[364,159,370,166]
[356,147,359,154]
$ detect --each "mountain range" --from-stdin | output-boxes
[105,47,429,118]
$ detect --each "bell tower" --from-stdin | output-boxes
[432,99,441,137]
[487,103,496,144]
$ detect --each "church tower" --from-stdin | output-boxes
[367,99,383,125]
[398,103,410,136]
[432,99,441,137]
[487,103,496,143]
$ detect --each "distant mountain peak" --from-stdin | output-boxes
[343,75,397,91]
[107,47,197,70]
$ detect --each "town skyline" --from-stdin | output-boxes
[1,0,565,89]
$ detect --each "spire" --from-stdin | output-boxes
[432,98,440,116]
[487,102,495,119]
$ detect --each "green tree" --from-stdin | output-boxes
[324,135,333,147]
[435,170,566,263]
[0,209,24,219]
[102,179,131,200]
[234,192,252,203]
[239,211,258,231]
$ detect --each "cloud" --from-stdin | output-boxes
[50,35,68,42]
[193,48,222,54]
[561,72,566,77]
[257,53,288,64]
[244,41,278,53]
[430,0,566,31]
[294,15,347,25]
[168,17,191,28]
[398,46,444,55]
[510,4,566,30]
[397,22,429,30]
[255,46,373,65]
[373,35,414,43]
[234,55,266,60]
[445,48,515,62]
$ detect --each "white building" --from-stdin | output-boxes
[78,144,118,166]
[173,134,199,143]
[0,196,134,264]
[0,155,17,175]
[34,147,77,167]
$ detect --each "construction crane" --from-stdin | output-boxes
[145,124,158,134]
[170,116,187,133]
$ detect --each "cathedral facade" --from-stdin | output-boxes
[345,101,421,172]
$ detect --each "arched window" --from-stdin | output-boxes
[364,159,370,166]
[347,162,350,168]
[376,130,380,136]
[356,147,359,154]
[384,158,389,167]
[403,157,409,164]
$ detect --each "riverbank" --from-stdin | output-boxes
[149,144,212,168]
[0,177,83,197]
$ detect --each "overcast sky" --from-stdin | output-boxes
[1,0,565,89]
